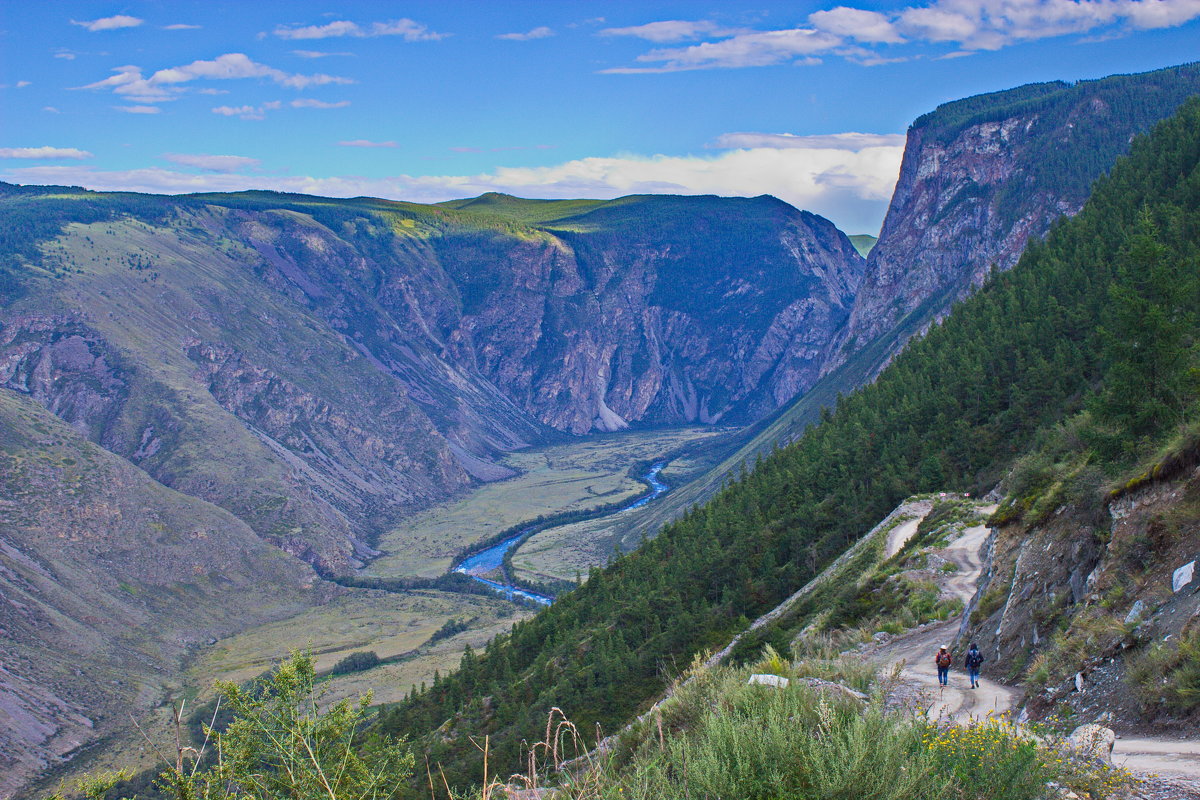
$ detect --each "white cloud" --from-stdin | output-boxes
[339,139,398,147]
[809,7,905,43]
[72,15,143,32]
[163,23,201,30]
[497,26,555,40]
[15,80,31,88]
[162,153,261,172]
[604,1,1200,70]
[212,104,265,120]
[599,20,749,42]
[0,137,903,232]
[55,51,77,60]
[79,53,353,104]
[43,106,61,114]
[604,28,842,72]
[291,49,353,58]
[290,98,350,109]
[116,105,161,114]
[0,146,92,159]
[273,18,446,41]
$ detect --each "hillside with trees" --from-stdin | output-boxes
[378,96,1200,786]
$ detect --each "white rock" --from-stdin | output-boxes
[1124,600,1146,625]
[748,674,789,689]
[1173,560,1195,593]
[1074,672,1084,693]
[1067,724,1115,764]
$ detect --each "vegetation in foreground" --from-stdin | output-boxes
[72,651,1135,800]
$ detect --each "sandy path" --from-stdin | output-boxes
[874,519,1016,721]
[885,515,923,558]
[1113,737,1200,779]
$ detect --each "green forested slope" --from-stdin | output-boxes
[379,97,1200,783]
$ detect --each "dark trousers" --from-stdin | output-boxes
[937,666,949,685]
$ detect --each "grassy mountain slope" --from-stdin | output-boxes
[379,97,1200,786]
[1,187,862,574]
[0,391,318,796]
[849,233,878,257]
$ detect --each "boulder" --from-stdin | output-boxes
[798,677,868,705]
[1172,560,1196,593]
[1123,600,1145,626]
[1067,724,1115,764]
[748,674,790,689]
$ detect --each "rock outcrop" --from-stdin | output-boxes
[824,63,1200,376]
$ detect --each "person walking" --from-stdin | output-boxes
[965,643,983,689]
[935,645,952,687]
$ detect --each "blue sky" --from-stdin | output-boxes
[1,1,1198,234]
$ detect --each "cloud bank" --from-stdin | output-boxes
[273,18,445,41]
[0,146,93,159]
[71,15,143,32]
[162,153,261,172]
[79,53,352,104]
[2,135,903,233]
[603,0,1200,71]
[497,26,555,41]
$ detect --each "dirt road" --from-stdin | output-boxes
[873,518,1016,721]
[871,517,1200,791]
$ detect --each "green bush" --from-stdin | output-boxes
[1129,627,1200,713]
[330,650,382,675]
[148,653,412,800]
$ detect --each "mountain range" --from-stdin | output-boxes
[2,61,1200,794]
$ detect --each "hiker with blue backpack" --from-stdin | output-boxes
[965,643,984,689]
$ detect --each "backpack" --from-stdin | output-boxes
[966,649,983,668]
[936,651,952,668]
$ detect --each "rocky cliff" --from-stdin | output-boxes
[824,62,1200,375]
[440,194,864,432]
[962,452,1200,732]
[0,188,864,574]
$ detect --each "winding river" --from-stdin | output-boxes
[452,462,670,605]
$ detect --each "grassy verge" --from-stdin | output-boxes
[450,648,1137,800]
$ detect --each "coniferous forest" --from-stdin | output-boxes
[376,97,1200,785]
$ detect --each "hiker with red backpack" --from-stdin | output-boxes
[935,645,952,686]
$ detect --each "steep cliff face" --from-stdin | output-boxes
[825,63,1200,375]
[0,214,479,575]
[439,195,863,433]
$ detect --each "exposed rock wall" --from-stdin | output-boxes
[434,198,863,433]
[824,64,1200,376]
[965,468,1200,726]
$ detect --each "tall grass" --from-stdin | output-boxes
[1128,627,1200,713]
[458,653,1137,800]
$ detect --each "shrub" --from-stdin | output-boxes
[922,718,1047,800]
[330,650,381,675]
[1128,627,1200,713]
[153,653,413,800]
[428,617,470,645]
